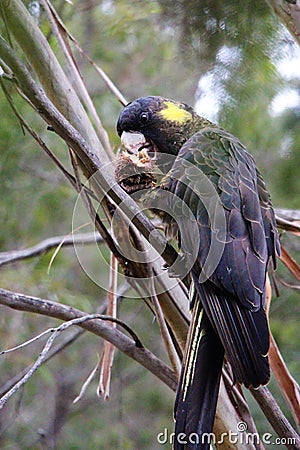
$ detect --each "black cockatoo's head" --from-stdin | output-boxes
[117,96,198,160]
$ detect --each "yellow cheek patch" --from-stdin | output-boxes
[158,101,192,123]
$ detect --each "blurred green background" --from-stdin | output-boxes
[0,1,299,448]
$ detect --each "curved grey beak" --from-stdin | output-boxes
[120,131,147,154]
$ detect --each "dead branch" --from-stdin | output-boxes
[74,355,102,404]
[0,283,130,398]
[0,232,103,268]
[1,313,144,408]
[40,0,113,157]
[0,316,91,409]
[0,287,177,392]
[276,209,300,221]
[0,328,84,398]
[149,273,181,379]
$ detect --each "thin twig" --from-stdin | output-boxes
[0,321,67,408]
[73,354,102,404]
[42,0,128,106]
[70,152,130,271]
[0,75,77,186]
[280,246,300,282]
[0,328,85,398]
[276,276,300,290]
[42,0,114,157]
[97,316,144,348]
[77,48,128,106]
[0,77,101,204]
[1,328,55,355]
[1,314,143,357]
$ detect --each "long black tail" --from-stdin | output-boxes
[174,273,270,449]
[193,276,270,389]
[174,300,224,450]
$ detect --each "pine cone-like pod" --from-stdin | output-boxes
[115,149,157,196]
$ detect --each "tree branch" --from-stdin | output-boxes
[275,209,300,221]
[1,0,105,157]
[0,283,130,398]
[0,287,177,392]
[0,232,103,268]
[40,0,113,157]
[250,386,300,450]
[0,328,84,398]
[0,35,178,269]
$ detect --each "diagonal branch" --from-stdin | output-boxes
[41,0,113,157]
[250,386,300,450]
[269,334,300,427]
[1,0,105,157]
[0,35,178,269]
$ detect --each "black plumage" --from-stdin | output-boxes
[117,96,280,449]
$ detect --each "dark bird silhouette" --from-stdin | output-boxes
[117,96,280,449]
